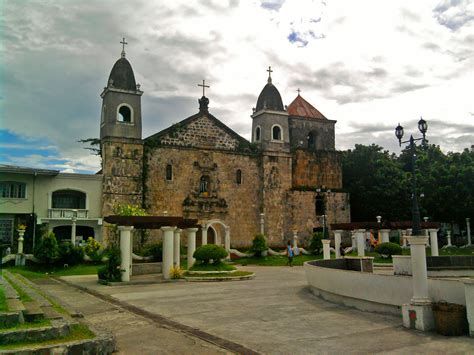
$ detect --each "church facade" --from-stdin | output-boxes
[100,49,350,247]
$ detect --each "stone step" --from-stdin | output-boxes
[1,274,20,300]
[6,298,25,313]
[23,301,44,322]
[41,305,63,320]
[0,319,72,346]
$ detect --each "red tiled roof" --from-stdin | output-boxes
[287,94,327,119]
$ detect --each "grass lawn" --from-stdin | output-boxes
[232,253,324,266]
[0,286,7,312]
[0,323,94,350]
[184,271,253,278]
[189,262,236,271]
[0,319,50,332]
[6,264,102,279]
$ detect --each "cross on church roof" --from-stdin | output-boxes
[120,37,128,58]
[267,66,273,83]
[198,79,210,97]
[297,88,301,95]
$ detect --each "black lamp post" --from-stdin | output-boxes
[395,117,428,236]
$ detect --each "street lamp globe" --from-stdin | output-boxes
[395,123,404,145]
[418,117,428,135]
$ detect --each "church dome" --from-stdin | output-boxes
[256,82,285,112]
[108,57,137,91]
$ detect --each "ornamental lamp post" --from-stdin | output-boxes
[395,117,428,237]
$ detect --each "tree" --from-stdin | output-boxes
[78,138,101,156]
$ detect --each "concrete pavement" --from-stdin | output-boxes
[47,267,474,353]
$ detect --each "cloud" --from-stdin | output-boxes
[433,0,474,31]
[261,0,285,11]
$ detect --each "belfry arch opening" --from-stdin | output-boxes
[117,105,132,122]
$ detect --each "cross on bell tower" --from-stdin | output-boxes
[197,79,210,113]
[267,66,273,83]
[197,79,210,97]
[120,37,128,58]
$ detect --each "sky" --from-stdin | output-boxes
[1,0,473,173]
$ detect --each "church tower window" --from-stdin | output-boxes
[236,169,242,184]
[255,126,261,141]
[272,125,282,141]
[166,164,173,181]
[308,132,316,150]
[315,196,325,216]
[199,175,210,193]
[117,104,132,123]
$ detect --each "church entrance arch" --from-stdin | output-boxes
[203,219,231,251]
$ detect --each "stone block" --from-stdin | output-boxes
[402,303,435,331]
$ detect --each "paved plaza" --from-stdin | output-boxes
[40,266,474,354]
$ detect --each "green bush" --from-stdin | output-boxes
[374,242,402,258]
[193,244,228,264]
[58,242,84,266]
[143,243,163,262]
[251,234,267,257]
[34,232,60,265]
[84,237,103,264]
[98,247,121,282]
[309,232,323,254]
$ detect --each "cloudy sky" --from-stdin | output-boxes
[1,0,473,173]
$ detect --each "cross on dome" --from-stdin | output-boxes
[267,66,273,83]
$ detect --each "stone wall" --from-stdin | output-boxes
[289,117,335,150]
[101,138,143,244]
[144,146,261,247]
[292,149,343,189]
[288,190,350,243]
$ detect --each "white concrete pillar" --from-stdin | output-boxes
[407,236,431,304]
[467,218,472,246]
[463,279,474,337]
[334,230,342,259]
[201,225,208,245]
[129,231,133,276]
[356,229,366,257]
[186,228,198,269]
[71,216,77,246]
[380,229,390,244]
[224,227,230,252]
[402,230,408,247]
[260,213,265,235]
[118,226,133,282]
[161,226,176,280]
[447,230,452,247]
[292,230,298,249]
[322,239,331,260]
[429,229,439,256]
[365,231,371,250]
[173,229,181,268]
[351,231,356,250]
[17,229,25,254]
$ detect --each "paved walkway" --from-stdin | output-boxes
[49,267,473,354]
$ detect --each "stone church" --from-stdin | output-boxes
[100,47,350,247]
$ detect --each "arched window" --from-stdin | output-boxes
[166,164,173,181]
[255,126,261,141]
[315,196,325,216]
[52,190,86,209]
[117,105,132,122]
[272,125,282,140]
[236,169,242,184]
[199,175,210,193]
[308,132,316,150]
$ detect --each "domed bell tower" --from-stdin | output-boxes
[100,38,144,237]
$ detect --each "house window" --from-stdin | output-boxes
[117,104,132,122]
[315,196,325,216]
[52,190,86,209]
[236,169,242,184]
[272,125,282,140]
[199,175,210,193]
[255,126,261,141]
[0,182,26,199]
[166,164,173,181]
[0,219,13,244]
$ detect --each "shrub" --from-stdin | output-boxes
[375,242,402,258]
[309,232,323,254]
[251,234,267,257]
[84,237,103,264]
[170,266,183,279]
[193,244,228,264]
[143,243,163,262]
[113,204,147,216]
[58,242,84,266]
[98,247,121,282]
[34,232,60,265]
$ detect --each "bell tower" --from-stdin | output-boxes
[100,39,144,239]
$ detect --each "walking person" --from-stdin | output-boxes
[339,244,345,258]
[287,240,294,267]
